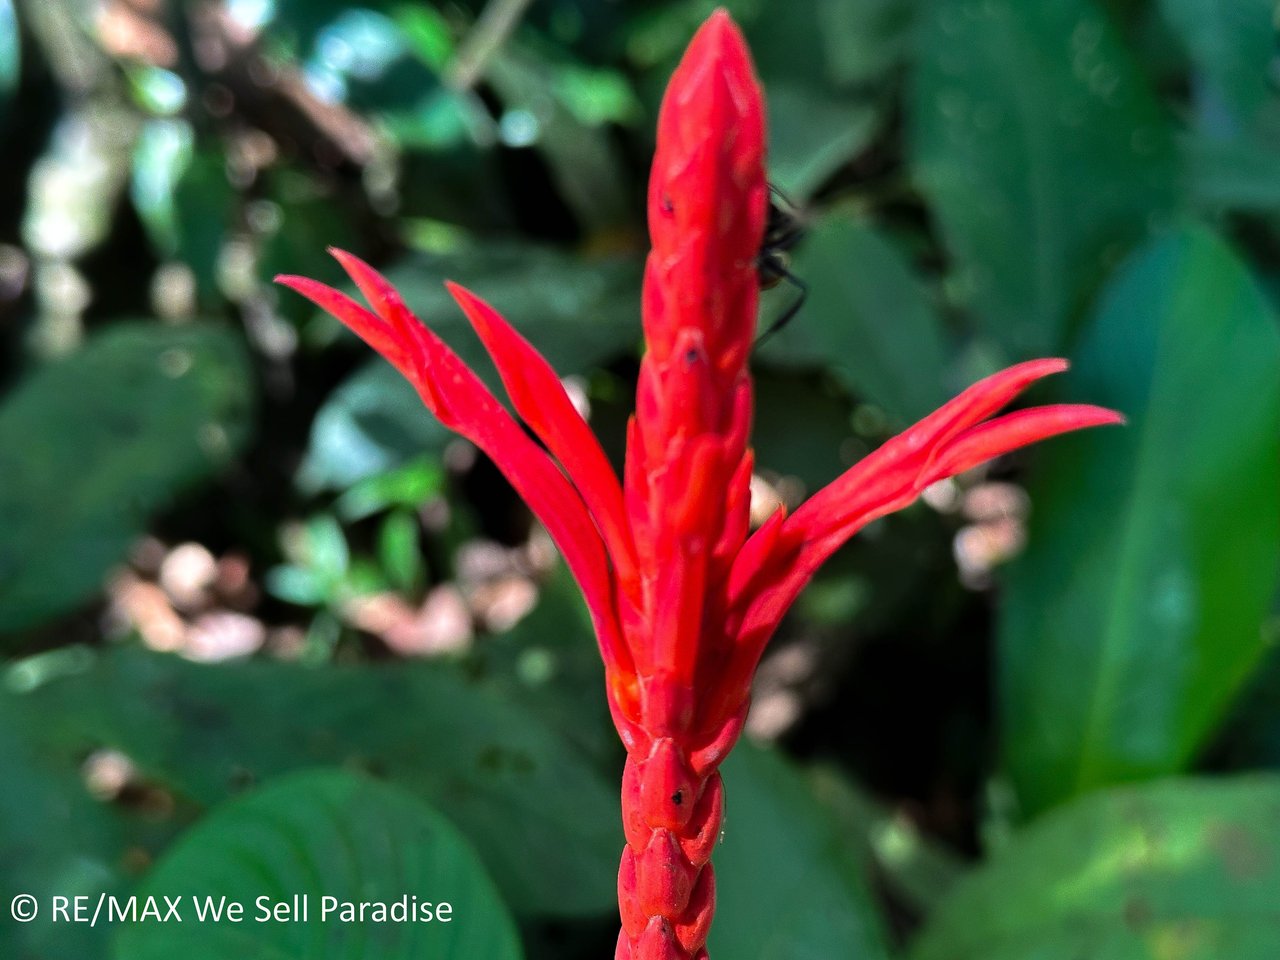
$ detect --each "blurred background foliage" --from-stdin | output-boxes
[1,0,1279,958]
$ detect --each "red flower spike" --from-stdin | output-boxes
[276,9,1121,956]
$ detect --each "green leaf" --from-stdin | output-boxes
[710,743,891,960]
[131,119,193,255]
[817,0,920,89]
[300,244,641,491]
[910,776,1280,960]
[760,214,952,424]
[172,151,238,306]
[751,371,855,491]
[765,84,879,199]
[742,0,889,197]
[1158,0,1277,132]
[0,680,136,960]
[334,457,444,522]
[0,324,252,634]
[470,566,617,767]
[1187,135,1280,213]
[114,770,523,960]
[259,170,365,292]
[14,647,619,917]
[378,509,426,594]
[297,361,452,493]
[910,0,1177,356]
[999,226,1280,814]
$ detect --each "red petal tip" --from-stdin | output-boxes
[681,6,751,71]
[327,247,365,271]
[273,274,331,297]
[704,7,734,31]
[443,279,473,302]
[1093,408,1126,427]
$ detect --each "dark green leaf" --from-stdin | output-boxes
[1212,637,1280,770]
[760,214,952,424]
[0,325,252,634]
[766,85,879,199]
[746,0,889,197]
[1158,0,1277,132]
[751,371,855,491]
[13,646,620,917]
[910,0,1177,355]
[817,0,920,89]
[114,770,523,960]
[172,151,238,306]
[1187,134,1280,213]
[911,776,1280,960]
[710,743,891,960]
[471,566,617,767]
[1000,226,1280,813]
[259,171,365,291]
[0,677,137,960]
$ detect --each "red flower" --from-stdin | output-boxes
[277,10,1121,958]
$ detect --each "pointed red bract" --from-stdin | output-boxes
[446,281,640,598]
[276,9,1122,957]
[276,256,634,684]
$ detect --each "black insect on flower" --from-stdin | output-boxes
[755,185,808,346]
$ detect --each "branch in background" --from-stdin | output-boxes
[446,0,535,92]
[96,0,377,172]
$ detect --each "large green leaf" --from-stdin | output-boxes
[471,565,618,767]
[0,324,252,634]
[710,743,891,960]
[114,770,523,960]
[759,214,951,424]
[1000,227,1280,814]
[0,677,139,960]
[910,776,1280,960]
[13,646,620,917]
[910,0,1176,356]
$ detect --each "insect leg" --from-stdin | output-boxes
[754,269,808,348]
